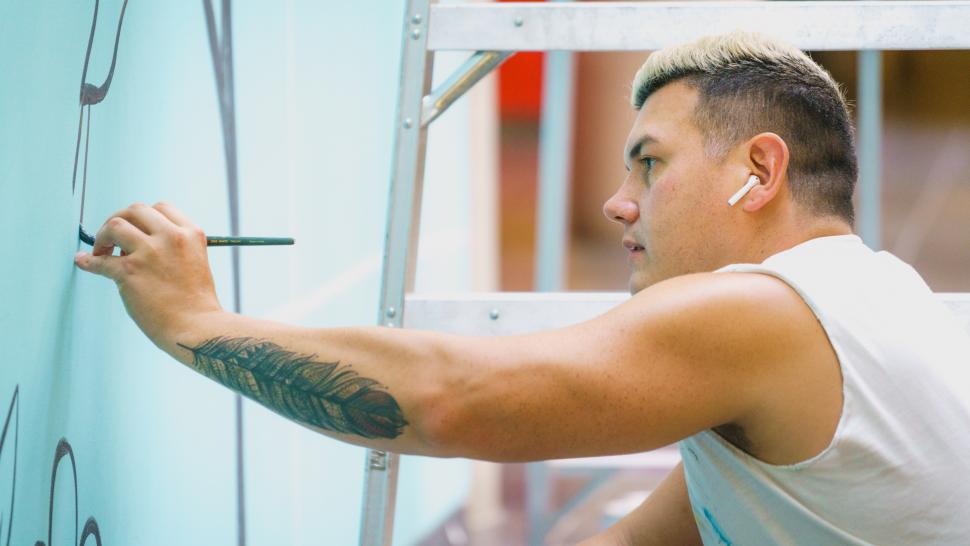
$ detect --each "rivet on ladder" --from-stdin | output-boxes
[402,118,413,129]
[513,17,524,27]
[411,28,422,40]
[411,14,422,25]
[386,307,397,318]
[489,308,500,320]
[369,450,388,471]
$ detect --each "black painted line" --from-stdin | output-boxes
[90,0,129,104]
[80,106,92,225]
[79,0,129,107]
[71,107,85,195]
[80,516,103,546]
[202,0,225,104]
[0,386,105,545]
[201,2,246,544]
[71,0,99,196]
[42,438,102,546]
[47,439,78,546]
[73,0,129,234]
[0,387,19,546]
[78,0,100,100]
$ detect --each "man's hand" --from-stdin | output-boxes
[579,463,701,546]
[74,202,223,349]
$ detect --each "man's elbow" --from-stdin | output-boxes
[411,359,510,460]
[404,339,478,458]
[407,335,537,461]
[412,384,464,458]
[418,405,515,461]
[418,387,538,462]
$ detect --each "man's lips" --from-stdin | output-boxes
[623,239,644,252]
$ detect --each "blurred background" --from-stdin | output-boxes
[1,0,967,545]
[497,45,970,293]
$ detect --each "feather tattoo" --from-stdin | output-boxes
[177,337,408,439]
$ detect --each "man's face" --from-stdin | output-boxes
[604,81,749,294]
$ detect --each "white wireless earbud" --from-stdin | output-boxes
[728,174,761,207]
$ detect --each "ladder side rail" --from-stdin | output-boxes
[359,0,434,544]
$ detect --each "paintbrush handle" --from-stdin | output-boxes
[79,225,294,247]
[206,236,295,246]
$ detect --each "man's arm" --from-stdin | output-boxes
[580,463,701,546]
[74,202,823,462]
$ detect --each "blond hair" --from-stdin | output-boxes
[631,31,858,223]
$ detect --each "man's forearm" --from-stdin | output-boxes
[73,203,461,456]
[580,463,700,546]
[164,310,456,456]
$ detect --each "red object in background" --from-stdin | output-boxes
[499,51,544,120]
[497,0,545,120]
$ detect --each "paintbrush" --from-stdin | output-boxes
[78,225,294,247]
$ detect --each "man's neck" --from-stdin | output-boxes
[744,215,854,265]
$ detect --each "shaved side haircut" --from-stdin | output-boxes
[632,31,858,223]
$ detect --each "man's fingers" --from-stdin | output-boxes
[74,251,125,281]
[153,201,196,229]
[92,216,146,257]
[110,202,172,235]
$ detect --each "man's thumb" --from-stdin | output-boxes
[75,251,122,281]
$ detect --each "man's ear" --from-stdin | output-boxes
[742,132,790,212]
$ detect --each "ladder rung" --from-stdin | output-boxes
[404,292,970,336]
[428,1,970,51]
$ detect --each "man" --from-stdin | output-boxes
[75,31,970,545]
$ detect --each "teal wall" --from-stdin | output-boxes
[0,1,473,544]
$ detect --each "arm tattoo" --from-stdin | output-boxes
[177,337,408,439]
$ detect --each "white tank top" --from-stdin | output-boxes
[680,234,970,545]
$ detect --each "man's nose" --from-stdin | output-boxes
[603,189,639,225]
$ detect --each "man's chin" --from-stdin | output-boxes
[628,266,669,294]
[628,272,652,295]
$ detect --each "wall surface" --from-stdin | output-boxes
[0,1,475,544]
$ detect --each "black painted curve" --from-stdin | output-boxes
[1,386,104,546]
[47,439,79,546]
[0,387,19,546]
[201,2,246,544]
[72,0,130,234]
[38,438,104,546]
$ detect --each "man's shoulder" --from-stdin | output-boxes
[626,271,821,357]
[624,272,843,463]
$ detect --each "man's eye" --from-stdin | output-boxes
[640,157,655,171]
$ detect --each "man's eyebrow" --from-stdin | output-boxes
[624,134,659,169]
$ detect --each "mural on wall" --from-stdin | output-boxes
[13,0,253,543]
[36,1,132,540]
[0,387,103,546]
[63,0,251,542]
[0,1,473,542]
[69,0,251,542]
[39,439,103,546]
[75,0,129,244]
[1,1,136,543]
